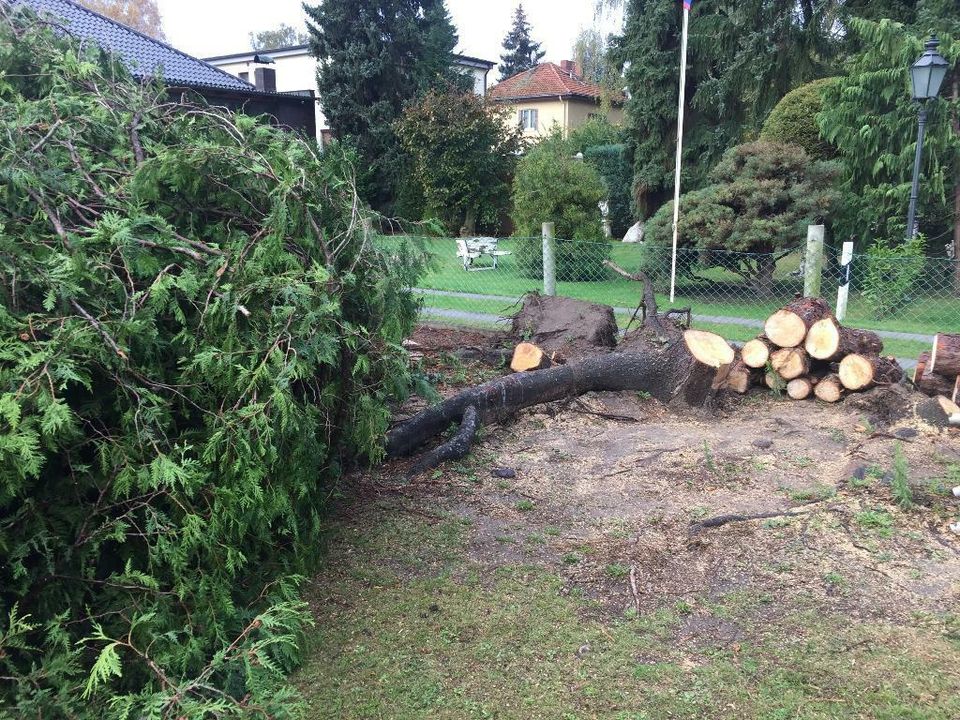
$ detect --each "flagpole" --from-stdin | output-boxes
[669,0,691,304]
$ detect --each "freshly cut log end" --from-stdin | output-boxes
[770,347,810,380]
[786,377,814,400]
[838,354,903,391]
[722,357,755,394]
[916,395,960,429]
[930,333,960,376]
[741,337,772,368]
[804,317,883,360]
[764,297,832,348]
[510,342,551,372]
[814,374,843,403]
[683,329,735,368]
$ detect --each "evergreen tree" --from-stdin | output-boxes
[304,0,460,210]
[498,4,545,80]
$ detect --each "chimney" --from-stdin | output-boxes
[253,67,277,93]
[559,60,581,79]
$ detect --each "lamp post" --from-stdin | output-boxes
[906,36,949,238]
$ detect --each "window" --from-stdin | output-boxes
[519,108,538,131]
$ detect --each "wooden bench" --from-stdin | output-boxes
[456,237,511,271]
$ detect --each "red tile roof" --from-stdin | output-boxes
[489,63,618,103]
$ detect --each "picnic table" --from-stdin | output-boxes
[456,237,511,271]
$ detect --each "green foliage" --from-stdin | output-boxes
[249,23,309,51]
[891,443,914,508]
[584,143,634,238]
[498,3,545,80]
[511,133,610,281]
[0,13,423,717]
[567,115,624,154]
[817,14,958,245]
[305,0,462,210]
[612,0,844,216]
[645,141,840,293]
[861,234,927,318]
[397,88,524,234]
[760,78,838,160]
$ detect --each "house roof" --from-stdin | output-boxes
[9,0,255,91]
[488,62,618,103]
[204,44,496,71]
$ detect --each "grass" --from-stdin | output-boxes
[295,506,960,719]
[398,236,953,343]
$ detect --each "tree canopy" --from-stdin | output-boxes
[498,3,545,80]
[304,0,461,210]
[75,0,164,38]
[249,23,309,51]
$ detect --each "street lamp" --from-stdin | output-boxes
[905,36,949,238]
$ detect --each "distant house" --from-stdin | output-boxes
[205,45,496,147]
[488,61,624,139]
[8,0,317,137]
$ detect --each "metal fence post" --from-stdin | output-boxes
[804,224,824,297]
[542,222,556,296]
[835,240,854,322]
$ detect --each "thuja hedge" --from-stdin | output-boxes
[0,10,423,717]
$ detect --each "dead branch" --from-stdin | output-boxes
[70,299,127,360]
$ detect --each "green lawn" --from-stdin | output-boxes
[386,237,956,343]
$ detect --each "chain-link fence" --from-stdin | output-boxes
[378,235,960,365]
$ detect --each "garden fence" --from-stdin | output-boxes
[377,233,960,365]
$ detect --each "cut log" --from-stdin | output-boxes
[763,297,832,348]
[722,355,756,394]
[814,374,844,403]
[929,333,960,376]
[916,395,960,429]
[838,354,903,391]
[510,342,551,372]
[765,371,786,392]
[683,329,735,368]
[741,336,774,368]
[770,347,810,380]
[786,377,814,400]
[913,351,929,383]
[915,368,957,397]
[804,317,883,361]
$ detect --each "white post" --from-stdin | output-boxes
[835,240,853,322]
[669,3,691,304]
[542,222,556,296]
[804,224,825,297]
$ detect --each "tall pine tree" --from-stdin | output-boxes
[305,0,460,210]
[498,4,545,80]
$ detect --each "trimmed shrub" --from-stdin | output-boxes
[0,12,423,717]
[760,78,838,161]
[512,133,610,281]
[584,143,634,238]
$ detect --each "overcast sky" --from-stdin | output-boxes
[157,0,623,67]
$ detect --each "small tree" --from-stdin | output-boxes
[498,3,545,80]
[512,132,609,281]
[760,78,837,161]
[397,88,524,234]
[250,23,310,51]
[645,141,840,296]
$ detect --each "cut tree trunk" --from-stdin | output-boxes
[741,336,774,368]
[814,374,843,402]
[913,351,929,383]
[838,354,903,391]
[683,329,735,368]
[510,342,551,372]
[770,347,810,380]
[929,333,960,376]
[916,395,960,429]
[764,297,832,348]
[722,355,756,394]
[915,369,957,398]
[804,317,883,361]
[786,377,814,400]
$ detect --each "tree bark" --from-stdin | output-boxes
[764,296,832,348]
[929,333,960,376]
[754,253,776,299]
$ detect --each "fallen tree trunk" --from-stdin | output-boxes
[930,333,960,376]
[804,317,883,361]
[838,354,903,391]
[764,297,832,348]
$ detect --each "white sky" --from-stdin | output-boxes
[157,0,623,67]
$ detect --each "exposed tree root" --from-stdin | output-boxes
[406,405,479,477]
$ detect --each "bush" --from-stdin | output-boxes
[0,14,422,717]
[760,78,838,160]
[861,234,927,318]
[584,143,633,238]
[512,132,610,281]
